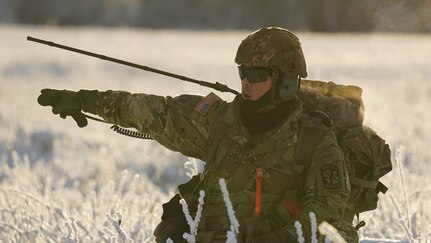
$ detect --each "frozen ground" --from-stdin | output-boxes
[0,25,430,242]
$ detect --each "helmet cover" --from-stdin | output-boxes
[235,27,307,78]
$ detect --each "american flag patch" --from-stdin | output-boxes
[194,93,219,115]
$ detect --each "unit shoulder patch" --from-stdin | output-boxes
[173,94,200,108]
[178,94,192,103]
[320,165,341,189]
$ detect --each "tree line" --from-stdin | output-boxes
[1,0,430,32]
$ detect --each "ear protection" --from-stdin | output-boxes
[278,75,300,101]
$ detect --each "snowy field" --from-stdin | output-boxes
[0,25,430,242]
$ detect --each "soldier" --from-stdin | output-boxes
[38,27,356,242]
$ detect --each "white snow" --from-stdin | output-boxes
[219,178,240,243]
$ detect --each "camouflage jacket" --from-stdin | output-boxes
[95,90,350,240]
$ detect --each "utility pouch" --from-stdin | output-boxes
[161,194,184,220]
[161,174,202,220]
[178,174,202,197]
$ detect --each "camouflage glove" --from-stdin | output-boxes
[245,230,296,243]
[37,89,98,128]
[331,221,359,243]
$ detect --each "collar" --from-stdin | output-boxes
[233,95,303,140]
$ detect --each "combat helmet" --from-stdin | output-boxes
[235,27,307,101]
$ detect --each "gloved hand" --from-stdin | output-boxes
[245,230,296,243]
[38,89,98,128]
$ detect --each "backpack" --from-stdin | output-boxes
[297,79,393,226]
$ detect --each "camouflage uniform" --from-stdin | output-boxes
[37,27,355,242]
[94,90,351,242]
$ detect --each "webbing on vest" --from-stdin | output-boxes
[293,112,330,199]
[294,122,326,169]
[294,110,334,173]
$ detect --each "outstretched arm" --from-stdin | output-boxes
[95,91,224,160]
[38,89,224,161]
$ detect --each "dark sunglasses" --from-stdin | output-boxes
[238,66,273,83]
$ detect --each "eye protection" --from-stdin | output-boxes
[238,66,273,83]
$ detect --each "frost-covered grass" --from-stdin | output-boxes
[0,25,430,242]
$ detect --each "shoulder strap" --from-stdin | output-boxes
[295,110,332,168]
[295,127,323,168]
